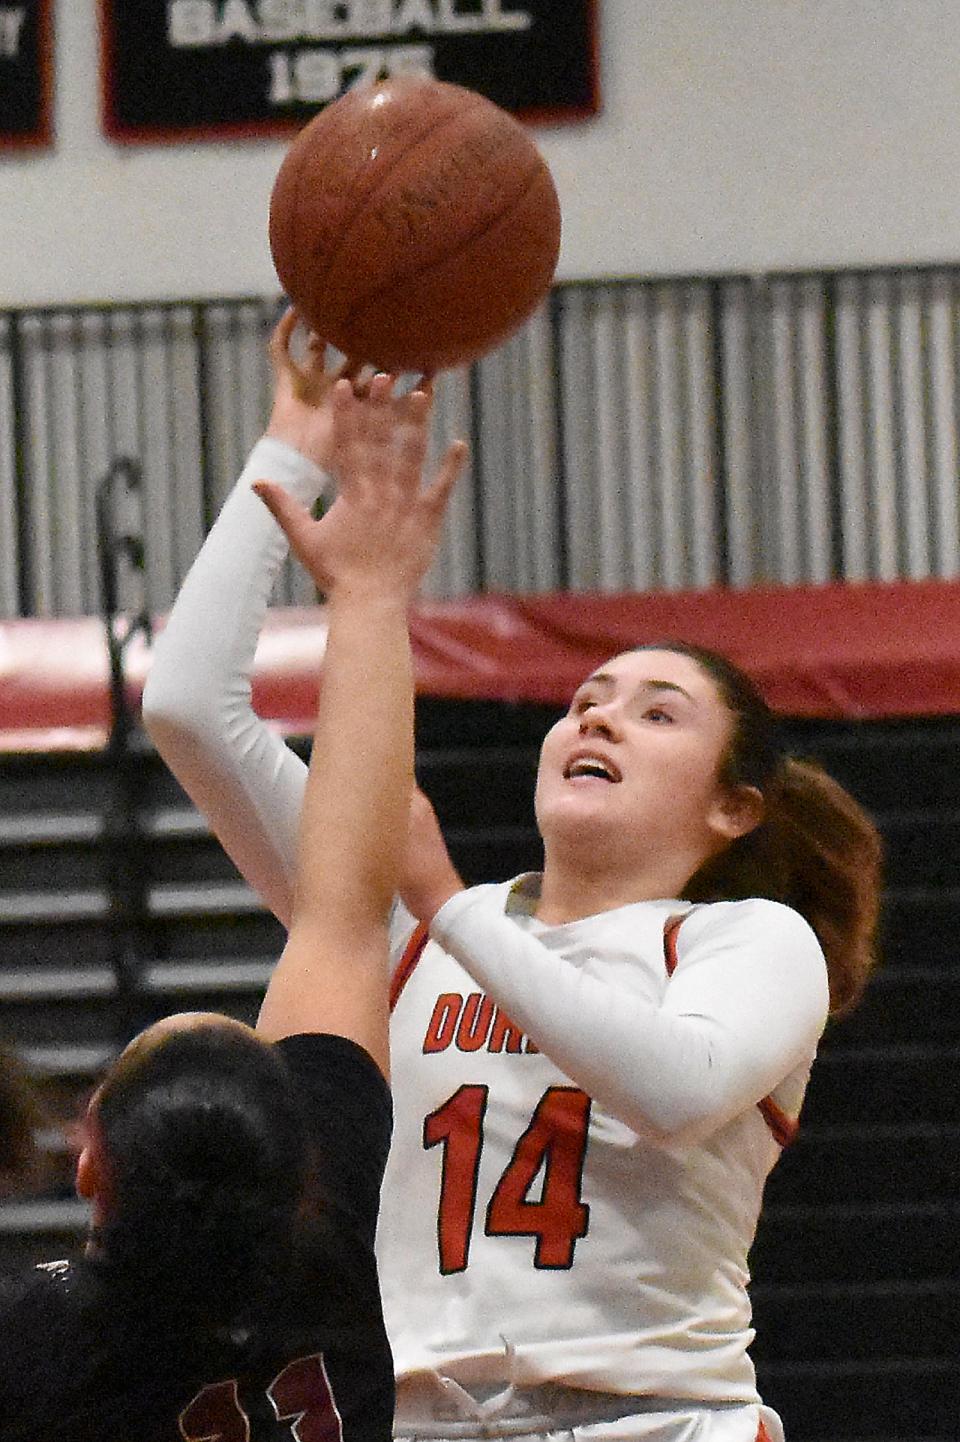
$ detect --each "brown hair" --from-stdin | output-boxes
[638,643,883,1016]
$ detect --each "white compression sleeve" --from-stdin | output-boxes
[430,892,830,1148]
[141,437,329,928]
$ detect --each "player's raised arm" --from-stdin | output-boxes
[141,310,354,927]
[254,376,467,1076]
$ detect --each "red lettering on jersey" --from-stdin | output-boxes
[268,1353,343,1442]
[180,1356,343,1442]
[424,1084,489,1273]
[456,993,495,1051]
[488,1008,523,1053]
[423,993,540,1055]
[485,1087,591,1268]
[180,1380,247,1442]
[425,1085,593,1273]
[423,993,462,1053]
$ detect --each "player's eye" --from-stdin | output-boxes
[644,706,674,723]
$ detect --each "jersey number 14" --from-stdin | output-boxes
[424,1085,592,1273]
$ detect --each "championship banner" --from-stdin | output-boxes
[0,0,52,148]
[100,0,599,143]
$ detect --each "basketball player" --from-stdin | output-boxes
[143,313,883,1442]
[0,372,464,1441]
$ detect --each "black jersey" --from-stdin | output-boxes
[0,1032,394,1442]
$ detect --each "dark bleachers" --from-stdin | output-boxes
[0,704,957,1440]
[0,740,285,1256]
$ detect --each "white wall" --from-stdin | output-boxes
[2,0,960,307]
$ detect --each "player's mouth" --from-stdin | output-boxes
[563,751,622,783]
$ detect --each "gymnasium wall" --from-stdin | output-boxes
[4,1,960,308]
[5,271,960,621]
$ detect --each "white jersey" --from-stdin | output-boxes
[380,882,826,1404]
[141,436,830,1428]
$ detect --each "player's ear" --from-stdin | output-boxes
[75,1105,109,1212]
[75,1141,96,1200]
[708,784,764,843]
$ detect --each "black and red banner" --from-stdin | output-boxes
[100,0,600,144]
[0,0,52,148]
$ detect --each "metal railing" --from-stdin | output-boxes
[95,455,154,1035]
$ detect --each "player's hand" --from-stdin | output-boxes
[400,785,465,922]
[264,306,362,470]
[254,374,468,601]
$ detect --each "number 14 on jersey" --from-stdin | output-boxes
[423,1086,592,1273]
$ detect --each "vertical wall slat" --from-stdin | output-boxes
[834,275,870,581]
[42,315,86,613]
[927,272,960,578]
[770,280,803,584]
[864,274,901,581]
[136,308,180,614]
[895,273,931,580]
[651,286,686,591]
[591,295,630,591]
[420,364,478,599]
[78,310,138,618]
[622,285,656,590]
[513,305,560,592]
[796,278,833,583]
[203,303,255,516]
[474,341,512,591]
[718,281,761,589]
[681,283,718,590]
[0,317,19,618]
[21,316,56,615]
[558,287,602,590]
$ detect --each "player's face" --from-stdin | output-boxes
[535,648,753,873]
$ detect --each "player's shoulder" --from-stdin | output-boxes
[0,1258,89,1403]
[680,896,823,954]
[273,1032,391,1144]
[275,1028,386,1078]
[275,1030,389,1105]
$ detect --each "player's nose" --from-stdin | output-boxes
[578,704,620,741]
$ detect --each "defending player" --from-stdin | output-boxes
[0,371,464,1441]
[143,313,883,1442]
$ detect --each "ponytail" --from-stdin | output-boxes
[94,1023,308,1329]
[684,756,882,1015]
[636,643,884,1016]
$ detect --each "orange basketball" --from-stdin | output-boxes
[268,75,562,374]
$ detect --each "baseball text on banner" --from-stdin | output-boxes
[101,0,600,143]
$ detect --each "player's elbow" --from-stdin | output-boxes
[616,1090,735,1152]
[142,652,191,736]
[141,684,200,770]
[141,653,228,762]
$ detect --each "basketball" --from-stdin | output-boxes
[268,75,562,374]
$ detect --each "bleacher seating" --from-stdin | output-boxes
[0,700,957,1439]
